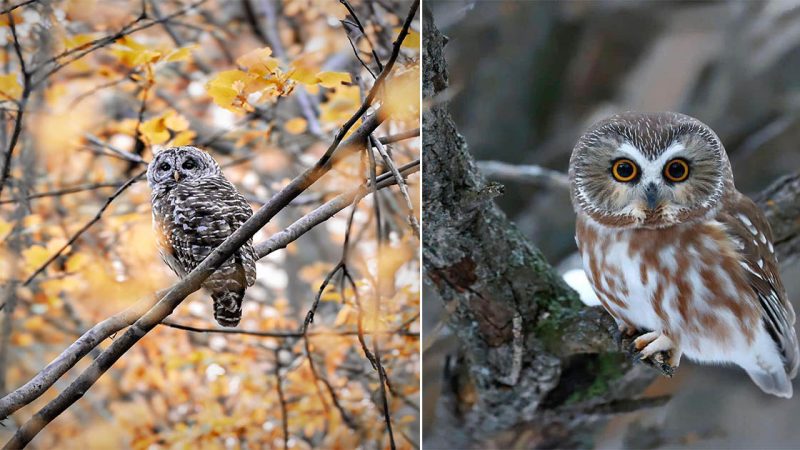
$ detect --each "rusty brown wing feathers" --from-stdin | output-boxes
[720,193,800,377]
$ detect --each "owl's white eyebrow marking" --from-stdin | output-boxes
[654,141,686,165]
[615,142,647,166]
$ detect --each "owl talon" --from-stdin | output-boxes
[628,332,681,377]
[633,330,662,352]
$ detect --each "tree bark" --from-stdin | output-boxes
[422,5,800,448]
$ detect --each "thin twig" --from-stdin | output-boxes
[340,0,384,73]
[366,118,395,450]
[0,182,122,205]
[372,136,419,238]
[274,348,289,450]
[477,160,570,190]
[0,7,32,201]
[299,262,358,429]
[0,0,37,16]
[84,134,148,164]
[21,172,145,286]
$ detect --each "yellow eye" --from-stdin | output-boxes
[664,158,690,182]
[611,159,638,182]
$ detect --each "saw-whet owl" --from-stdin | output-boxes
[147,146,256,327]
[569,111,799,397]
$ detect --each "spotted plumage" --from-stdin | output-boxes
[147,146,256,327]
[570,112,799,397]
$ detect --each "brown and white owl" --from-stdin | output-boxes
[147,146,257,327]
[569,112,799,397]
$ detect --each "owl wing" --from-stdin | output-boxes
[720,194,799,377]
[168,178,255,283]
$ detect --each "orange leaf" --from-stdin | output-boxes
[236,47,280,76]
[284,117,307,135]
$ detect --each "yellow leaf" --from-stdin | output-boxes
[206,70,257,113]
[320,85,360,124]
[23,245,50,272]
[380,65,420,121]
[395,28,420,50]
[316,71,351,88]
[165,45,195,63]
[0,73,22,101]
[288,65,318,85]
[140,116,170,146]
[236,47,280,76]
[62,33,95,52]
[65,253,89,272]
[284,117,307,135]
[163,111,189,131]
[0,218,12,239]
[110,36,162,67]
[170,130,196,147]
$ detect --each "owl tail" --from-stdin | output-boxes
[212,289,244,327]
[745,367,793,398]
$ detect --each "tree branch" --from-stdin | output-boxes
[0,6,32,201]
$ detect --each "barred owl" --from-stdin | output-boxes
[147,146,256,327]
[569,112,799,397]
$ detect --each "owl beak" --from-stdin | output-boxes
[644,182,660,210]
[173,171,181,182]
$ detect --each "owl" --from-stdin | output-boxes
[569,112,799,397]
[147,146,257,327]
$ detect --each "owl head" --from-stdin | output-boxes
[569,112,733,229]
[147,146,221,190]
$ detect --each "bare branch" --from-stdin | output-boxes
[274,348,289,450]
[476,160,570,190]
[339,0,384,73]
[0,0,37,15]
[0,182,122,205]
[0,7,32,201]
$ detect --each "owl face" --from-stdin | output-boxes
[147,146,221,190]
[569,112,731,229]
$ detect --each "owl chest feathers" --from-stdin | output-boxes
[150,178,257,287]
[576,214,762,359]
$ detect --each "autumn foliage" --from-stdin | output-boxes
[0,0,420,448]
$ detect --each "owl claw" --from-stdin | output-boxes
[629,331,681,377]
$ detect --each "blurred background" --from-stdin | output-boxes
[424,1,800,448]
[0,0,419,448]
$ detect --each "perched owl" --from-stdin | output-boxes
[147,146,256,327]
[569,112,799,397]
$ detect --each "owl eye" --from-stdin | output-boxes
[159,162,171,171]
[611,158,639,182]
[182,159,196,170]
[664,158,690,182]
